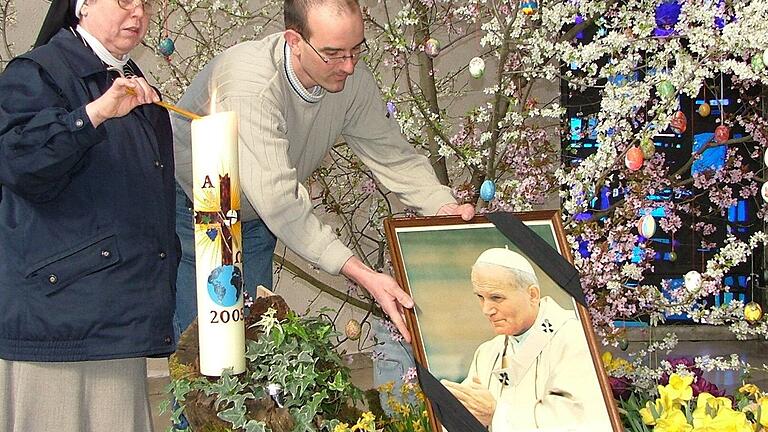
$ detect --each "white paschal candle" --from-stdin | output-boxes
[190,111,246,376]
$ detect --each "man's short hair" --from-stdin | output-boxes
[284,0,360,38]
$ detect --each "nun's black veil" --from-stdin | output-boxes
[34,0,78,48]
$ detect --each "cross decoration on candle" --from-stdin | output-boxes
[191,108,246,376]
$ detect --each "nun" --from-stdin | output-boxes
[0,1,178,431]
[441,248,612,431]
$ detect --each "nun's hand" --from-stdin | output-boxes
[86,77,160,127]
[441,377,496,426]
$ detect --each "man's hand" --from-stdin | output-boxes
[340,256,414,343]
[441,377,497,426]
[437,202,475,221]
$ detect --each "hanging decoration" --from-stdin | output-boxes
[618,338,629,351]
[761,182,768,201]
[751,54,765,73]
[683,270,702,292]
[521,0,538,15]
[668,251,678,262]
[745,302,763,323]
[640,137,655,159]
[714,124,730,143]
[670,110,687,134]
[424,38,441,58]
[157,0,175,58]
[654,0,682,37]
[480,179,496,201]
[469,57,486,79]
[657,80,675,99]
[345,319,362,340]
[637,214,656,238]
[386,101,396,118]
[698,102,711,117]
[763,49,768,68]
[625,146,644,171]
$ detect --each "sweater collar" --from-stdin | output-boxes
[283,41,324,103]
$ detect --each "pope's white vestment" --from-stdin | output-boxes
[463,297,612,431]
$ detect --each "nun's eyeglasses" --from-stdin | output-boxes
[116,0,154,12]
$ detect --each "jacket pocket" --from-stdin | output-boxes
[25,233,120,296]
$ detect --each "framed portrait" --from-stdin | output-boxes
[384,210,622,432]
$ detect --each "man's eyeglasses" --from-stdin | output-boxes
[115,0,154,12]
[300,35,368,65]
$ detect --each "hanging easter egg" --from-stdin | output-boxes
[697,102,711,117]
[521,0,538,15]
[345,319,362,340]
[386,101,396,117]
[744,301,763,323]
[752,55,765,73]
[670,110,687,134]
[764,151,768,168]
[625,146,644,171]
[618,338,629,351]
[714,125,730,143]
[763,49,768,69]
[158,37,175,57]
[761,182,768,201]
[683,270,702,292]
[479,179,496,201]
[424,38,441,58]
[469,57,486,79]
[637,214,656,238]
[668,251,678,262]
[657,80,675,99]
[640,137,655,159]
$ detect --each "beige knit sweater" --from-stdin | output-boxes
[172,33,455,274]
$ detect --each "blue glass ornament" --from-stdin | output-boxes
[521,0,538,15]
[654,1,681,37]
[479,179,496,202]
[158,37,175,56]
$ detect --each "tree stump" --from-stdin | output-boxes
[169,295,294,432]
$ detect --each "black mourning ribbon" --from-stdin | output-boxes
[415,362,487,432]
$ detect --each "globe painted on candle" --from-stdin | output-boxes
[207,265,243,307]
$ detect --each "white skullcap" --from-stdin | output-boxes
[75,0,86,18]
[474,247,536,276]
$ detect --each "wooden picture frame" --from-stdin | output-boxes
[384,211,622,432]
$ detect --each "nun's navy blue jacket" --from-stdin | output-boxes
[0,29,179,361]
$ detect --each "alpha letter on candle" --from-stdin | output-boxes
[191,111,246,376]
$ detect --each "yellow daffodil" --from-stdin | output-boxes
[334,422,351,432]
[601,351,634,373]
[692,405,752,432]
[654,407,693,432]
[756,397,768,427]
[640,399,665,425]
[660,374,694,407]
[739,383,761,398]
[692,392,733,420]
[350,411,376,431]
